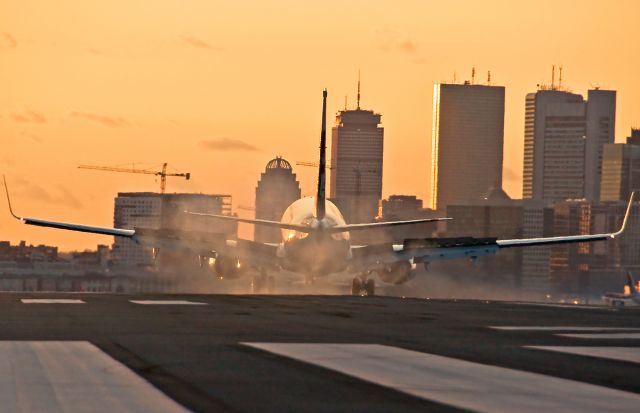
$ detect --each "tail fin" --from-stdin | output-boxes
[316,89,327,221]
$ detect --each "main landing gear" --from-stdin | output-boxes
[252,269,275,294]
[351,273,375,296]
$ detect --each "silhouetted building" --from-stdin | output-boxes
[330,102,384,224]
[600,139,640,202]
[523,88,616,202]
[430,83,505,211]
[254,157,301,243]
[0,241,58,263]
[626,128,640,146]
[549,200,639,297]
[112,192,235,267]
[520,201,555,295]
[378,195,439,242]
[445,191,522,286]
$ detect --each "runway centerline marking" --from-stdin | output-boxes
[0,341,189,412]
[21,299,85,304]
[490,326,640,331]
[558,333,640,339]
[243,343,640,413]
[526,346,640,364]
[129,300,207,305]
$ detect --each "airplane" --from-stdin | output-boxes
[3,90,637,296]
[602,271,640,307]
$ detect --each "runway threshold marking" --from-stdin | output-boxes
[0,341,189,412]
[526,346,640,364]
[243,343,640,413]
[558,333,640,339]
[490,326,640,331]
[20,299,85,304]
[129,300,207,305]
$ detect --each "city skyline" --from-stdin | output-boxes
[2,0,639,250]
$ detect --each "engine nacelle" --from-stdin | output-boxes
[378,260,415,285]
[213,256,246,279]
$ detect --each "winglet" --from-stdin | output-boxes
[612,191,635,238]
[3,176,22,221]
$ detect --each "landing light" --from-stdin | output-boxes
[208,257,215,266]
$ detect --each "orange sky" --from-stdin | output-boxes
[1,0,639,251]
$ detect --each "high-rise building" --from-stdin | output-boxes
[112,192,234,267]
[254,157,301,243]
[330,101,384,224]
[430,83,505,211]
[600,138,640,202]
[523,88,616,202]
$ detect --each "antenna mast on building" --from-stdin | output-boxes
[471,67,476,85]
[357,70,361,110]
[487,71,491,85]
[559,66,563,89]
[551,65,555,90]
[344,95,348,110]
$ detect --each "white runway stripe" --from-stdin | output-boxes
[243,343,640,413]
[21,299,85,304]
[511,302,606,310]
[558,333,640,339]
[129,300,207,305]
[490,326,640,331]
[0,341,189,412]
[527,346,640,364]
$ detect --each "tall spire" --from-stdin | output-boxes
[357,70,361,110]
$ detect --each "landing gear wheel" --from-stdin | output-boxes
[351,278,362,296]
[364,279,375,296]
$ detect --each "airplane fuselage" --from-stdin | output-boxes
[277,197,351,276]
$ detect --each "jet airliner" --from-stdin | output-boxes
[4,90,636,296]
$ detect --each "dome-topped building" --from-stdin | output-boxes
[254,156,301,242]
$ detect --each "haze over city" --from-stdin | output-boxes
[2,0,639,251]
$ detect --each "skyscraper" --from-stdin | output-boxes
[254,156,301,243]
[330,92,384,224]
[430,83,505,211]
[600,129,640,202]
[523,88,616,202]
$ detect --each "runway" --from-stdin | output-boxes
[0,293,639,412]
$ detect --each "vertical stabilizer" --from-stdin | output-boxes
[316,89,327,220]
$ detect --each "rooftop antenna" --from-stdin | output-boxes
[471,67,476,85]
[551,65,555,90]
[487,70,491,85]
[344,95,348,110]
[453,71,457,84]
[559,66,563,89]
[357,70,361,110]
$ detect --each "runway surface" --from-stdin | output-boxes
[1,293,639,412]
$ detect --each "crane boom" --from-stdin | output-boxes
[78,162,190,193]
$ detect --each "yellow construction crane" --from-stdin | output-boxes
[78,163,191,193]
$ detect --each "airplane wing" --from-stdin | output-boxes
[3,177,277,267]
[354,193,634,268]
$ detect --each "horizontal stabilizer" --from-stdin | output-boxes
[185,211,315,233]
[327,217,451,233]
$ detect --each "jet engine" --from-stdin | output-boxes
[213,256,246,279]
[378,260,415,285]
